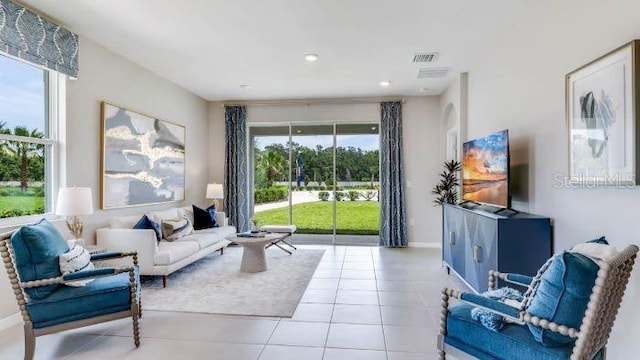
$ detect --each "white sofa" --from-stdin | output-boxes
[96,206,236,287]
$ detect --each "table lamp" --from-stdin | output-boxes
[55,187,94,240]
[206,183,224,210]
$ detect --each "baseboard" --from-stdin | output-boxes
[409,242,441,249]
[0,312,21,331]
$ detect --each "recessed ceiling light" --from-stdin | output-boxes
[296,129,302,133]
[379,80,391,87]
[371,126,377,130]
[304,53,319,62]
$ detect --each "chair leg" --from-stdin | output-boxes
[162,275,168,288]
[132,313,140,348]
[219,247,224,255]
[23,324,35,360]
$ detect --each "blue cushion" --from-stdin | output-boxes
[527,252,599,346]
[11,219,69,299]
[445,303,603,360]
[26,267,140,329]
[192,205,218,230]
[133,215,162,242]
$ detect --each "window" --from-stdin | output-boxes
[0,54,60,220]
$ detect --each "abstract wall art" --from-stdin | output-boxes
[101,102,186,209]
[566,40,640,186]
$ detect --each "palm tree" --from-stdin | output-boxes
[4,126,44,191]
[259,150,286,187]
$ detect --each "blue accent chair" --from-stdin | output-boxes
[437,245,638,360]
[0,220,141,360]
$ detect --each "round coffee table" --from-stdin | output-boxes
[225,233,287,272]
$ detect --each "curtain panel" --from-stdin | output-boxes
[224,106,249,233]
[379,101,408,247]
[0,0,79,77]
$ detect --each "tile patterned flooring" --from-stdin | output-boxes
[0,245,469,359]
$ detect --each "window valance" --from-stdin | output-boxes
[0,0,78,77]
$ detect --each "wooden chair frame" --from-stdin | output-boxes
[0,231,141,360]
[437,245,638,360]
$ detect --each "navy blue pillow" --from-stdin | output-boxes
[193,205,218,230]
[134,215,162,242]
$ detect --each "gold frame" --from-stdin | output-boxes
[565,40,640,186]
[100,101,186,209]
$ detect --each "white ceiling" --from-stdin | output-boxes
[21,0,524,101]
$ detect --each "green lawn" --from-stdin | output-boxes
[254,201,380,235]
[0,195,45,218]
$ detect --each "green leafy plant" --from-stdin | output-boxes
[432,160,461,205]
[347,191,360,201]
[362,191,376,201]
[334,191,346,201]
[318,191,330,201]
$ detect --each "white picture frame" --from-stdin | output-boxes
[566,40,640,186]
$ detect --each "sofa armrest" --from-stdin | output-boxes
[216,211,229,227]
[96,228,157,272]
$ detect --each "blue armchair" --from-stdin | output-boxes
[0,220,141,360]
[437,245,638,360]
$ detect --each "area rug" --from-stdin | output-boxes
[140,247,324,317]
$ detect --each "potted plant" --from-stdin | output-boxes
[432,160,461,205]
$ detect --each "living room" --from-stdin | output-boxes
[1,0,639,359]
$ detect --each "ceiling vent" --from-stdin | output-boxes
[417,67,451,79]
[412,52,439,63]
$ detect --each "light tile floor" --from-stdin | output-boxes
[0,245,469,359]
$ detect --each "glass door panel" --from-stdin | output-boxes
[290,124,334,244]
[335,123,380,245]
[250,125,291,226]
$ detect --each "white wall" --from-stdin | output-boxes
[208,97,443,245]
[444,1,640,356]
[0,36,209,321]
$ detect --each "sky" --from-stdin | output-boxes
[256,134,380,152]
[0,55,46,133]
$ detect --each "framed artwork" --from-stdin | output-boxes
[101,102,186,209]
[566,40,640,186]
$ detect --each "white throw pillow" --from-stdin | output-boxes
[178,206,195,225]
[161,217,194,241]
[59,244,95,286]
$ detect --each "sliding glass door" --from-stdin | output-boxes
[250,122,380,245]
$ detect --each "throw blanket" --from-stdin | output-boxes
[471,287,523,332]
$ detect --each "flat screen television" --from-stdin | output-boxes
[462,129,510,208]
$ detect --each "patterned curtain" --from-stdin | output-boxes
[224,106,249,233]
[0,0,79,78]
[379,101,408,247]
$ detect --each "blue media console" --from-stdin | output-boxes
[442,203,552,293]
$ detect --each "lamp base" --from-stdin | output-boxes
[211,199,223,211]
[66,216,84,239]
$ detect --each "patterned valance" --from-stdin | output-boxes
[0,0,79,78]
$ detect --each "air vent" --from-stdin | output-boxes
[413,52,439,63]
[417,67,451,79]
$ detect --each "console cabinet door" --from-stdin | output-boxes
[463,214,498,293]
[443,206,465,276]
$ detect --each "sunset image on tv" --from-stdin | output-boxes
[462,129,509,207]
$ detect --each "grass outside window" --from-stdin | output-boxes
[254,201,379,235]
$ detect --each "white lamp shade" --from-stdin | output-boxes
[206,183,224,199]
[55,187,94,216]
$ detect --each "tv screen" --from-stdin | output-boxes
[462,129,509,208]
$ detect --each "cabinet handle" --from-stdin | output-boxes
[473,245,482,263]
[448,231,455,245]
